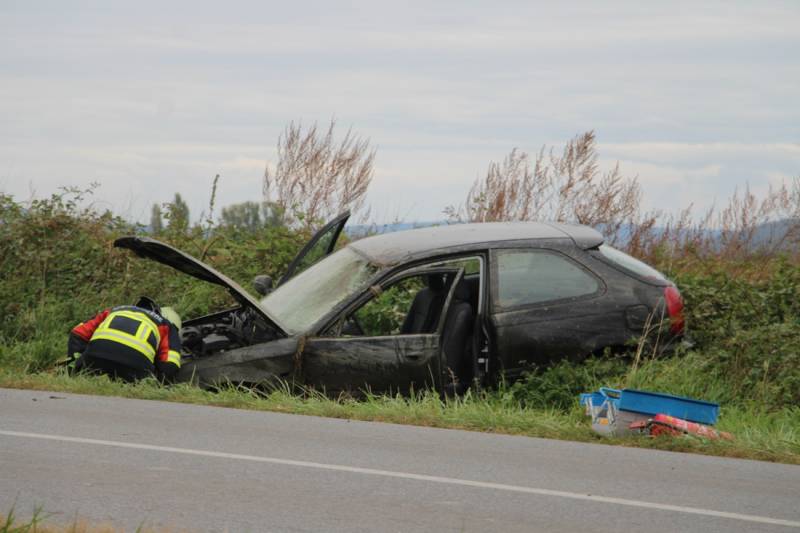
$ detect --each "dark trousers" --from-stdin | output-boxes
[74,354,153,383]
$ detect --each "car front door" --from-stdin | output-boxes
[278,211,351,286]
[300,267,466,394]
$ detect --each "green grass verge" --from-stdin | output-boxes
[1,505,182,533]
[1,369,797,465]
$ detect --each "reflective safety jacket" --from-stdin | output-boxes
[71,306,182,378]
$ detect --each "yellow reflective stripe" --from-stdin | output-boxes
[166,349,181,368]
[89,310,165,364]
[114,311,160,339]
[91,330,156,363]
[111,310,144,321]
[136,321,157,349]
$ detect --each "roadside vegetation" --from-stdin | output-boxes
[1,125,798,464]
[0,505,186,533]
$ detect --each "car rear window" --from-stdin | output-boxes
[494,250,600,309]
[596,245,667,283]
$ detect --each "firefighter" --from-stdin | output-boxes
[67,297,182,382]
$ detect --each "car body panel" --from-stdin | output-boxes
[492,303,627,376]
[302,334,442,394]
[350,222,603,265]
[178,337,299,387]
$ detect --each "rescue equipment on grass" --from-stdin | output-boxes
[629,414,733,440]
[579,388,730,440]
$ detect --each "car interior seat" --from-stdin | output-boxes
[400,274,449,334]
[441,281,474,393]
[463,275,480,309]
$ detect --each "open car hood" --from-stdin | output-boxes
[114,236,287,337]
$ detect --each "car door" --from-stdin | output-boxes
[277,211,350,286]
[488,247,608,380]
[300,267,466,394]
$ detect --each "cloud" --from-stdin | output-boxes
[600,142,800,163]
[600,159,721,187]
[1,1,798,223]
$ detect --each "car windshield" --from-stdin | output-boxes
[261,247,378,334]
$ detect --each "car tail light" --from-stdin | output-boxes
[664,285,685,335]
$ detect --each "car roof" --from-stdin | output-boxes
[350,221,605,265]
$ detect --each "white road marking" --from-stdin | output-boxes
[2,429,799,528]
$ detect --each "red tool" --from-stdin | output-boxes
[629,414,733,441]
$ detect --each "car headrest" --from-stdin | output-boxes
[452,281,471,302]
[427,274,446,292]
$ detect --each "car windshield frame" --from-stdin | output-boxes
[260,246,380,335]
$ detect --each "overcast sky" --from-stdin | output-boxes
[1,1,798,224]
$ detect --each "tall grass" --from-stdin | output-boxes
[1,504,173,533]
[446,130,800,264]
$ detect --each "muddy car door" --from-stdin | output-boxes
[277,211,350,286]
[299,267,467,394]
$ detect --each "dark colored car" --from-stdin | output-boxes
[115,212,685,393]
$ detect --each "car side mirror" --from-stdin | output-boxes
[253,275,273,296]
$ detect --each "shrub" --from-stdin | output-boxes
[0,187,310,372]
[446,131,800,263]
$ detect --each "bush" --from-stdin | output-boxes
[0,188,309,372]
[507,357,628,410]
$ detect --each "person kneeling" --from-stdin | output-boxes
[67,297,182,383]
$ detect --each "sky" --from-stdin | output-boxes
[1,1,798,224]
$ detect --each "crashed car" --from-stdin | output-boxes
[115,212,685,393]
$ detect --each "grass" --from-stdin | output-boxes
[1,505,188,533]
[1,506,118,533]
[1,369,798,465]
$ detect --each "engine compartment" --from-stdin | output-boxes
[180,306,278,360]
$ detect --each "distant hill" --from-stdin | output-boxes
[749,218,799,250]
[608,218,799,252]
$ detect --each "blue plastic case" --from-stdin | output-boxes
[601,388,719,425]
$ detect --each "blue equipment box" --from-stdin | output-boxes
[605,388,719,425]
[579,392,607,408]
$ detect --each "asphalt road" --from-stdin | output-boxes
[1,388,798,533]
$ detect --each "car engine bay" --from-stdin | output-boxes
[180,307,278,359]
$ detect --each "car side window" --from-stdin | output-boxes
[337,272,458,337]
[494,249,600,309]
[352,276,425,336]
